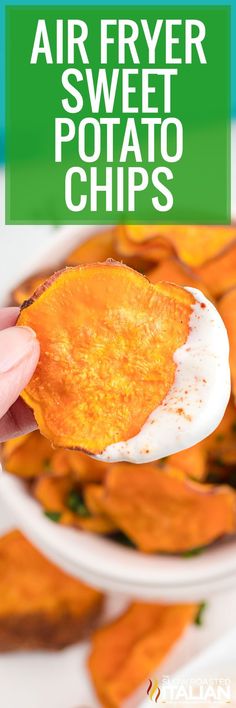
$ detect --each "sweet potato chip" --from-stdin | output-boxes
[116,225,172,263]
[99,462,236,552]
[12,273,51,306]
[168,444,207,481]
[84,483,105,516]
[198,241,236,298]
[34,476,115,533]
[17,262,194,454]
[122,225,236,267]
[88,601,198,708]
[2,429,108,482]
[66,229,118,265]
[34,475,72,513]
[148,257,210,298]
[51,448,108,482]
[2,430,53,478]
[218,289,236,399]
[0,530,103,650]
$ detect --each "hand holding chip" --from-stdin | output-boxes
[0,308,39,441]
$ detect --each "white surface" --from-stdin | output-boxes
[97,287,230,463]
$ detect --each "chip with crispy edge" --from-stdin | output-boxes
[88,601,198,708]
[0,530,103,651]
[17,262,195,456]
[99,463,236,552]
[121,225,236,267]
[218,289,236,400]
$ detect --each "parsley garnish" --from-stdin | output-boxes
[44,510,61,522]
[194,601,207,626]
[182,546,204,558]
[67,490,90,517]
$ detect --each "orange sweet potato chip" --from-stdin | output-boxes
[198,241,236,298]
[88,601,198,708]
[34,476,115,533]
[74,227,153,273]
[34,475,72,513]
[116,225,172,263]
[66,229,118,265]
[12,273,51,306]
[0,530,103,650]
[50,448,108,482]
[2,429,108,482]
[99,462,236,552]
[122,225,236,267]
[218,289,236,400]
[2,431,54,478]
[84,483,105,516]
[17,262,194,454]
[168,444,207,482]
[148,257,210,298]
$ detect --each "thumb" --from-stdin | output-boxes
[0,326,40,418]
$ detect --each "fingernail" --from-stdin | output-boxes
[0,326,37,374]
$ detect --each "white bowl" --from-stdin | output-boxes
[2,472,236,601]
[1,224,236,601]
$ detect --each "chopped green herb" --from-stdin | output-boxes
[215,434,224,443]
[44,510,61,522]
[67,489,90,517]
[231,422,236,434]
[182,546,204,558]
[194,601,207,626]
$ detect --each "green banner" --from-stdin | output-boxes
[6,5,230,224]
